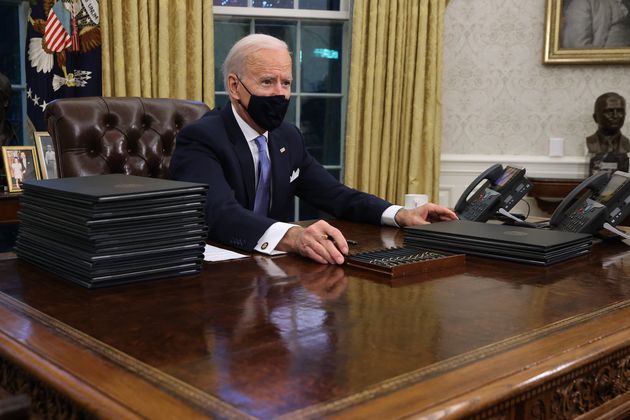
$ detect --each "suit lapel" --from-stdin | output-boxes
[220,106,256,209]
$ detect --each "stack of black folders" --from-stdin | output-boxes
[404,220,592,266]
[16,174,208,288]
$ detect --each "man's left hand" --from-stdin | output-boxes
[394,203,458,227]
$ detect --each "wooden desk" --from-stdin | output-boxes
[1,221,630,419]
[527,177,582,214]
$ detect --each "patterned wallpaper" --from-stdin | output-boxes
[442,0,630,157]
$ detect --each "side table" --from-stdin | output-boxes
[527,178,582,215]
[0,192,19,223]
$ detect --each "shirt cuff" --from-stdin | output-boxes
[254,222,297,255]
[381,205,403,227]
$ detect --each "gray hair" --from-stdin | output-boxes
[222,34,289,89]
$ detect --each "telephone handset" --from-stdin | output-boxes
[550,171,630,234]
[454,164,532,222]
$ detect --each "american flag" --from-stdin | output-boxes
[44,1,72,52]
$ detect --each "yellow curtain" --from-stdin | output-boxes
[345,0,446,205]
[100,0,214,106]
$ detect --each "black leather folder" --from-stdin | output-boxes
[20,195,205,219]
[404,220,592,266]
[22,173,207,203]
[16,174,209,287]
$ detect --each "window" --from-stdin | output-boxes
[213,1,350,221]
[0,0,28,146]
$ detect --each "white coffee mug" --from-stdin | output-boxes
[404,194,428,209]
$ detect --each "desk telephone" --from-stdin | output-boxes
[550,170,630,234]
[454,164,532,222]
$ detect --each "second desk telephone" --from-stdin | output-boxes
[550,170,630,234]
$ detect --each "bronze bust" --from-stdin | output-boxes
[586,92,629,154]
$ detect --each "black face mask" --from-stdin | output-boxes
[237,76,290,131]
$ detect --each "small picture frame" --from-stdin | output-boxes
[34,131,58,179]
[544,0,630,64]
[2,146,42,193]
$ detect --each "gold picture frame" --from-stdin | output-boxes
[34,131,58,179]
[544,0,630,64]
[2,146,42,193]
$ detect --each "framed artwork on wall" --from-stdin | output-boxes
[34,131,58,179]
[1,146,41,193]
[544,0,630,64]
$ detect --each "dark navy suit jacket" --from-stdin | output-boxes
[170,105,391,251]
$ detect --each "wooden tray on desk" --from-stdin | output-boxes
[346,246,465,277]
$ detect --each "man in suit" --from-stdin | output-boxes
[19,151,36,181]
[562,0,630,48]
[0,72,17,148]
[170,34,457,265]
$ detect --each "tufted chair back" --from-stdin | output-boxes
[45,96,210,179]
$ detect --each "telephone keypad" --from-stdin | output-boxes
[558,212,593,232]
[459,188,500,221]
[556,199,604,233]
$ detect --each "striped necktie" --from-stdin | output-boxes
[253,135,271,216]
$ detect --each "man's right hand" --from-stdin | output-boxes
[276,220,348,265]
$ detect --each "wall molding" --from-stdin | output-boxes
[441,153,589,178]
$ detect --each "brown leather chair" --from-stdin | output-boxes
[45,97,209,179]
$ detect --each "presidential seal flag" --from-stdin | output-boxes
[26,0,101,131]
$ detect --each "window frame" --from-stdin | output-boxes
[2,0,29,146]
[213,6,349,20]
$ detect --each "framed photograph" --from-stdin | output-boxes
[34,131,58,179]
[544,0,630,64]
[2,146,42,193]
